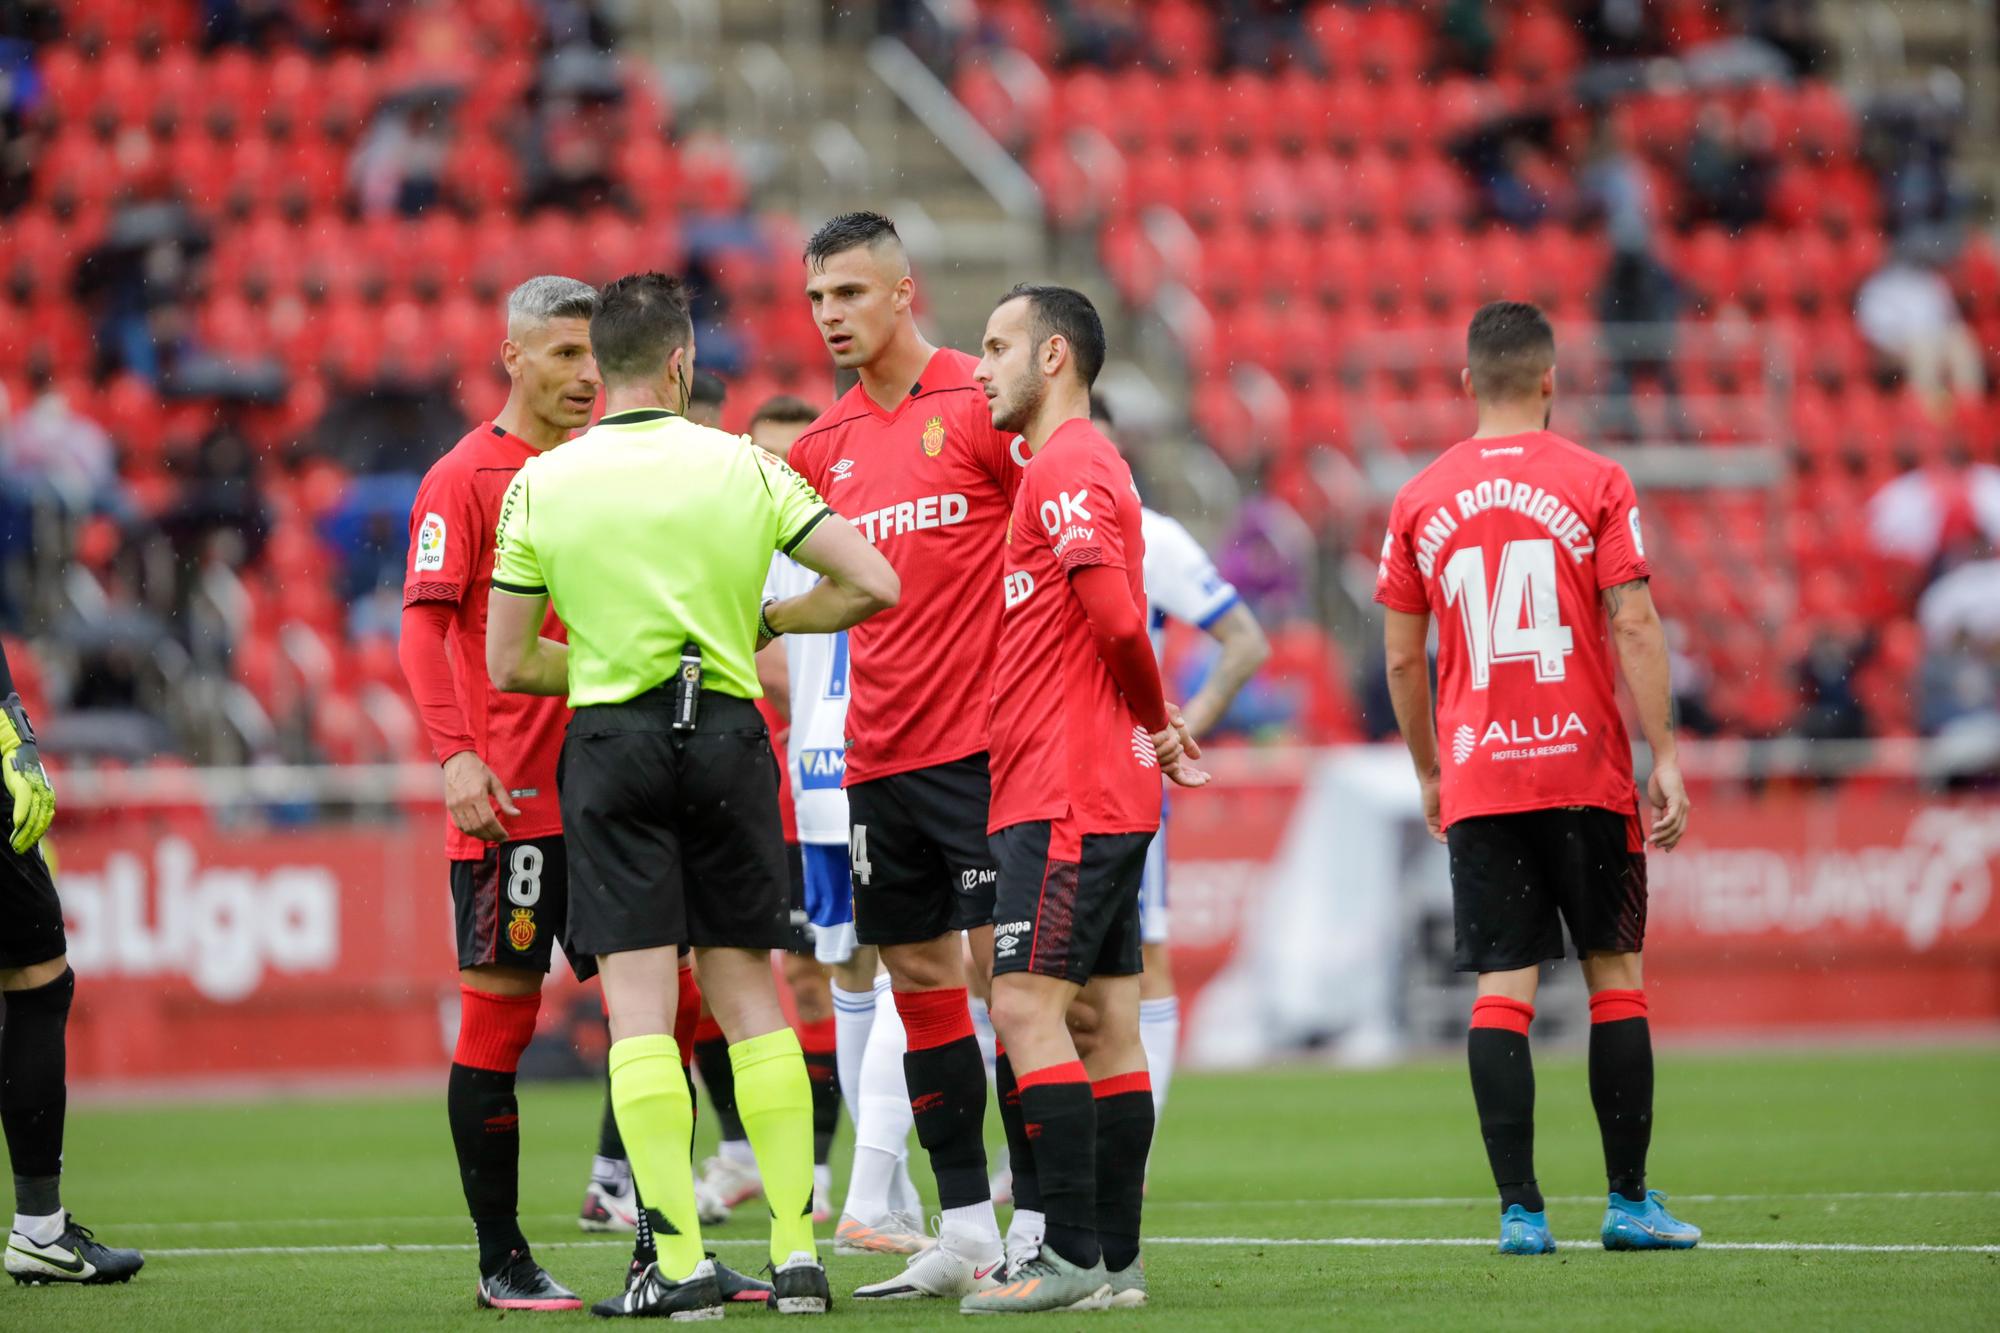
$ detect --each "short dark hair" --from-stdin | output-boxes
[689,369,727,408]
[591,272,693,385]
[749,395,820,429]
[1466,301,1555,401]
[1089,393,1115,428]
[1000,283,1106,389]
[805,211,901,269]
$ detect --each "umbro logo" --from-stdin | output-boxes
[830,459,856,482]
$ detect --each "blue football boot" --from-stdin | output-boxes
[1498,1205,1557,1255]
[1602,1190,1702,1250]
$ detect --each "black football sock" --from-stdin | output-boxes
[1588,989,1654,1203]
[802,1020,840,1167]
[597,1073,626,1162]
[995,1052,1043,1213]
[895,989,992,1211]
[693,1034,747,1143]
[448,1064,528,1274]
[1,968,73,1220]
[1468,997,1541,1214]
[1093,1074,1154,1273]
[1017,1062,1098,1269]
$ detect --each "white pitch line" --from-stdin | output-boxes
[103,1190,2000,1232]
[1161,1191,2000,1208]
[147,1236,2000,1259]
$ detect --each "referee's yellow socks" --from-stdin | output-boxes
[608,1033,705,1281]
[730,1026,819,1266]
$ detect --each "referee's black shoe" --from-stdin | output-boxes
[592,1258,724,1319]
[770,1252,831,1315]
[614,1251,773,1306]
[5,1215,145,1285]
[475,1249,582,1311]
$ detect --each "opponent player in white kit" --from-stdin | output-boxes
[750,398,930,1255]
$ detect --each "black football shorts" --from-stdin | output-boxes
[0,841,64,970]
[559,692,792,958]
[449,834,594,981]
[989,818,1152,986]
[846,753,999,946]
[1446,804,1648,974]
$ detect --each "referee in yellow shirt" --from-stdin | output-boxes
[485,272,899,1319]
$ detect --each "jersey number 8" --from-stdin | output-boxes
[1440,538,1574,688]
[507,844,544,907]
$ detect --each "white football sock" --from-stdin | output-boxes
[941,1200,1002,1247]
[831,979,881,1129]
[591,1153,629,1186]
[969,993,998,1081]
[13,1211,62,1246]
[1005,1206,1045,1253]
[845,980,914,1219]
[889,1151,921,1217]
[720,1138,757,1167]
[1139,995,1180,1121]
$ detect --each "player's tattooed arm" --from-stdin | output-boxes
[1601,577,1648,618]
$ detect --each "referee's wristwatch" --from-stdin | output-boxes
[758,597,782,642]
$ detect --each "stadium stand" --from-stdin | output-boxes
[922,0,1999,749]
[0,0,830,770]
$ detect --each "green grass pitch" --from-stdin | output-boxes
[12,1045,1998,1329]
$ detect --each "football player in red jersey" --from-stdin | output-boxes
[961,285,1204,1314]
[1377,302,1696,1258]
[399,278,756,1311]
[780,212,1023,1297]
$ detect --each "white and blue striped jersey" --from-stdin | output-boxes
[763,555,852,845]
[1141,507,1240,659]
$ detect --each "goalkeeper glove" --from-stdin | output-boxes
[0,693,55,854]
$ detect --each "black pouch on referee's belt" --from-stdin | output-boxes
[671,642,702,732]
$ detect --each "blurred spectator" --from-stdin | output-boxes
[162,403,272,571]
[1056,1,1147,66]
[1666,619,1720,736]
[200,0,310,51]
[1579,115,1680,434]
[1793,627,1872,741]
[1220,0,1316,73]
[536,0,618,52]
[1436,0,1496,75]
[349,94,455,219]
[1684,102,1775,232]
[307,375,462,476]
[2,364,124,518]
[1742,0,1826,75]
[1863,74,1967,239]
[72,203,211,383]
[1917,628,2000,745]
[1865,454,2000,573]
[1856,253,1986,415]
[1918,554,2000,649]
[1452,110,1566,228]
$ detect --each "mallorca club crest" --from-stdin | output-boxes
[921,415,946,457]
[507,908,536,951]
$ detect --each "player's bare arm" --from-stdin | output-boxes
[1383,606,1444,843]
[486,588,571,695]
[1601,577,1689,850]
[763,517,900,637]
[754,640,792,722]
[1178,602,1270,738]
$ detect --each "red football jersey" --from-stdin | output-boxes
[405,423,569,861]
[787,348,1024,785]
[988,418,1162,836]
[1374,430,1651,828]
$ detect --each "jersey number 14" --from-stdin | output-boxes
[1440,539,1574,688]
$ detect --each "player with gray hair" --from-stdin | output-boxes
[397,274,606,1311]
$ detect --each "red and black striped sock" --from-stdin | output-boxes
[894,987,992,1211]
[995,1049,1043,1212]
[1093,1071,1153,1273]
[450,986,540,1276]
[1589,988,1653,1202]
[800,1017,841,1166]
[1017,1060,1099,1269]
[1468,995,1541,1214]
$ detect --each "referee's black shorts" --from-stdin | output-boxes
[559,689,792,958]
[0,841,64,970]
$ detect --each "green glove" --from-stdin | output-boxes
[0,693,55,854]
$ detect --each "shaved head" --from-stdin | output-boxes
[804,211,907,276]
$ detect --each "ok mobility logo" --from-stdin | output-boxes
[799,747,846,790]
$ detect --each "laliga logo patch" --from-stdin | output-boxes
[1628,505,1645,558]
[415,511,447,572]
[1452,724,1478,765]
[921,415,946,457]
[507,907,536,951]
